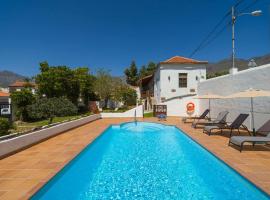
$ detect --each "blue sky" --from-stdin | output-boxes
[0,0,269,76]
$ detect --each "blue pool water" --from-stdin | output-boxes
[32,122,269,200]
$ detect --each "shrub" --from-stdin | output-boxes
[56,97,78,116]
[113,85,137,106]
[10,89,35,121]
[27,97,78,123]
[0,118,11,136]
[122,87,137,106]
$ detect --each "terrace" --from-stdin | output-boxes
[0,117,269,199]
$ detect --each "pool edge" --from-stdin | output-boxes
[26,124,113,200]
[28,121,270,199]
[173,125,270,198]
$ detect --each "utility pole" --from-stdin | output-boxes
[232,6,236,71]
[230,7,261,74]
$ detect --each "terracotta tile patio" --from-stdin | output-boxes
[0,117,270,199]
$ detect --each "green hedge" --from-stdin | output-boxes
[27,97,78,122]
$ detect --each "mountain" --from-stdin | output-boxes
[0,54,269,86]
[0,70,26,87]
[207,53,270,76]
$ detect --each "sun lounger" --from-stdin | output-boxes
[182,109,210,123]
[203,113,250,137]
[192,111,229,128]
[229,119,270,152]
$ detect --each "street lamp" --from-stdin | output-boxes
[231,7,262,74]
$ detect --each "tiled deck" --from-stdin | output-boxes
[0,117,270,199]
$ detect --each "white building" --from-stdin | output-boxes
[154,56,207,103]
[0,91,11,116]
[140,56,207,116]
[9,81,36,94]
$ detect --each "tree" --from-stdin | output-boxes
[10,89,35,121]
[146,62,157,74]
[39,61,49,72]
[93,69,114,108]
[124,61,139,86]
[94,70,136,108]
[122,87,137,106]
[35,63,80,105]
[113,84,137,106]
[74,67,97,108]
[139,62,157,78]
[139,65,147,78]
[27,97,77,123]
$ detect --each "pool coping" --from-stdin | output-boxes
[0,114,101,159]
[28,120,270,198]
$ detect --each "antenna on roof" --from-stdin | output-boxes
[248,59,257,68]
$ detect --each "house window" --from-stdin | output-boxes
[179,73,187,88]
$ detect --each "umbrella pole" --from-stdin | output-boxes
[209,99,211,120]
[251,97,255,135]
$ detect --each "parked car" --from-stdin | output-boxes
[1,108,10,115]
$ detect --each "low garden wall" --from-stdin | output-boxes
[0,114,101,158]
[101,105,143,118]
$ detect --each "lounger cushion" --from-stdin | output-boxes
[230,136,270,146]
[204,125,219,132]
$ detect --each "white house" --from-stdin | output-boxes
[139,56,207,116]
[9,81,36,94]
[0,91,11,116]
[154,56,207,103]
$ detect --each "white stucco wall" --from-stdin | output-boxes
[154,64,206,103]
[154,67,161,103]
[101,105,143,118]
[198,63,270,130]
[162,96,200,117]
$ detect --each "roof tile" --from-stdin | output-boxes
[0,92,10,97]
[160,56,208,64]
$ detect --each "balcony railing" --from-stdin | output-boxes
[141,90,154,98]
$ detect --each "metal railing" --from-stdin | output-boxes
[134,110,137,122]
[141,90,154,98]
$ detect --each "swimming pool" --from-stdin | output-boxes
[31,122,269,199]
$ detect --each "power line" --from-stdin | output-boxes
[189,12,231,57]
[235,0,247,8]
[238,0,261,13]
[189,0,247,57]
[197,22,231,51]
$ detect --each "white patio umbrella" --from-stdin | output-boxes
[224,88,270,134]
[194,93,224,119]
